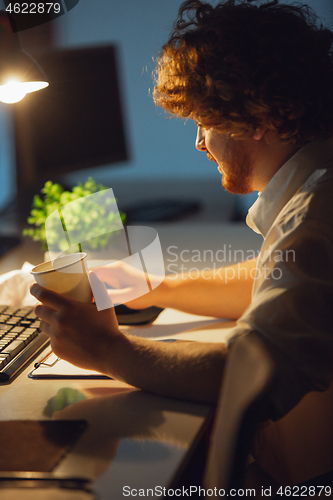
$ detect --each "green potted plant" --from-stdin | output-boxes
[23,177,126,259]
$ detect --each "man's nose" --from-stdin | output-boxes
[195,126,207,151]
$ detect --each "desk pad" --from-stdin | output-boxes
[0,420,87,472]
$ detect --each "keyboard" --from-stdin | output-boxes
[0,305,49,382]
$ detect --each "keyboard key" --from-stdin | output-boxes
[14,309,33,318]
[0,324,12,331]
[26,312,37,320]
[6,317,21,325]
[0,341,11,349]
[2,340,26,359]
[3,333,17,339]
[23,328,39,339]
[17,332,37,344]
[0,315,11,322]
[16,334,29,346]
[10,327,25,334]
[4,307,20,315]
[20,320,34,327]
[0,354,8,369]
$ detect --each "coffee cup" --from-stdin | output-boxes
[31,252,92,303]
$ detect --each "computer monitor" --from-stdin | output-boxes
[12,44,129,217]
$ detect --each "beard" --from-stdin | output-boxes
[207,138,253,195]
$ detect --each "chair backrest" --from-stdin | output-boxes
[204,332,274,493]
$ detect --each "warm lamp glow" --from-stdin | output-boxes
[0,80,26,103]
[0,79,49,104]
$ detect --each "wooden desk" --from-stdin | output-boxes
[0,223,261,498]
[0,312,216,498]
[0,361,214,498]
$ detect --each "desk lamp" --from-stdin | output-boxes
[0,11,48,104]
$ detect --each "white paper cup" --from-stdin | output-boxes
[31,252,92,303]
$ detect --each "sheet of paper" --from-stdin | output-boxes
[29,352,110,379]
[29,309,237,379]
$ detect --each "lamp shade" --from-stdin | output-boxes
[0,11,48,103]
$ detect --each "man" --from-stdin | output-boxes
[31,0,333,429]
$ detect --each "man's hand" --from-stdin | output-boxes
[92,261,164,309]
[30,272,123,375]
[30,271,227,404]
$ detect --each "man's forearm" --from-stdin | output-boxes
[152,259,257,319]
[31,276,229,404]
[103,334,228,404]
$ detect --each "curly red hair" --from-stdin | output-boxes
[153,0,333,146]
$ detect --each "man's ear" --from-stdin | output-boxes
[253,124,268,141]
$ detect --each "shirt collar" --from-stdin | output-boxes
[246,136,333,237]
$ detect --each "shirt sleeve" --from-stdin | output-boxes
[227,220,333,420]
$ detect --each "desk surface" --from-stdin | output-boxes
[0,309,234,499]
[0,364,213,499]
[0,223,261,498]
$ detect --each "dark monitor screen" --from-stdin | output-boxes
[12,44,128,214]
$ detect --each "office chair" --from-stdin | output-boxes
[204,331,275,493]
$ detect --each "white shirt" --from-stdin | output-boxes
[228,136,333,419]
